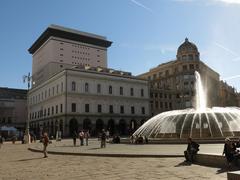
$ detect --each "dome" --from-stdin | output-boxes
[177,38,200,61]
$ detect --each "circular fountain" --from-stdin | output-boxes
[134,71,240,139]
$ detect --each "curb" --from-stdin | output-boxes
[28,148,184,158]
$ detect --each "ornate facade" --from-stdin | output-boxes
[139,38,220,116]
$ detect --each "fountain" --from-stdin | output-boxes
[134,71,240,139]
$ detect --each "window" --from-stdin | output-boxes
[44,109,46,116]
[165,70,169,76]
[183,65,188,71]
[56,105,58,114]
[60,104,63,113]
[85,104,89,112]
[160,101,163,108]
[52,106,54,115]
[120,87,123,95]
[189,64,194,69]
[85,83,89,92]
[72,81,76,91]
[165,102,168,109]
[72,103,76,112]
[155,101,158,109]
[120,106,124,114]
[52,87,55,96]
[8,117,12,124]
[45,90,47,99]
[61,82,63,92]
[169,102,172,109]
[98,104,102,113]
[48,88,51,97]
[131,106,135,114]
[188,55,193,60]
[57,85,59,94]
[141,89,144,97]
[109,85,112,94]
[48,108,50,116]
[109,105,113,113]
[97,84,101,93]
[130,88,134,96]
[141,107,145,114]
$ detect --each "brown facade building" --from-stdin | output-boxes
[219,81,239,107]
[139,38,221,116]
[0,88,27,130]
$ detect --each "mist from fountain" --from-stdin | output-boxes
[133,71,240,139]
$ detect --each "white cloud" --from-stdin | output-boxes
[215,0,240,4]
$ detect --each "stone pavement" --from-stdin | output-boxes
[30,138,224,156]
[0,140,230,180]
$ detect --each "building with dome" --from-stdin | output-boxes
[138,38,220,116]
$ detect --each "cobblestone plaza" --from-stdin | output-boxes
[0,140,228,180]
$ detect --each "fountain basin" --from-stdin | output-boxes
[134,107,240,139]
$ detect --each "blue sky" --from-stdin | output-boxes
[0,0,240,91]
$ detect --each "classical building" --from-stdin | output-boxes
[0,87,27,130]
[219,81,239,107]
[138,38,220,116]
[28,25,149,137]
[28,66,149,137]
[29,24,112,87]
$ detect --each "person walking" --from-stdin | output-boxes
[79,131,84,146]
[85,130,90,146]
[42,132,49,158]
[100,129,106,148]
[72,131,77,146]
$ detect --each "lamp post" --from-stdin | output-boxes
[23,72,31,144]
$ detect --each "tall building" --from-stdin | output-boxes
[139,38,220,116]
[0,88,27,131]
[28,25,149,137]
[29,25,112,87]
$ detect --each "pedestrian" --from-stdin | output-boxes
[42,132,49,158]
[184,137,200,163]
[85,130,90,146]
[0,134,3,148]
[100,129,106,148]
[79,131,84,146]
[106,130,110,140]
[72,131,77,146]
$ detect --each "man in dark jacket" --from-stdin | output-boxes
[184,138,200,163]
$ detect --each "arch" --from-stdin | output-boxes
[129,119,137,134]
[119,119,126,135]
[107,119,115,136]
[140,119,146,125]
[59,119,63,132]
[96,119,104,135]
[83,119,92,131]
[69,118,78,136]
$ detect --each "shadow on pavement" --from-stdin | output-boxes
[216,166,239,174]
[175,161,192,167]
[88,147,102,150]
[16,157,44,162]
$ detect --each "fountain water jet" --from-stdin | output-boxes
[133,71,240,139]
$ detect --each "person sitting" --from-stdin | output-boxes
[184,137,200,163]
[223,138,237,168]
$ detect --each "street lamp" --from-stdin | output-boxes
[23,72,31,144]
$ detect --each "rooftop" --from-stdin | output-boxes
[28,24,112,54]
